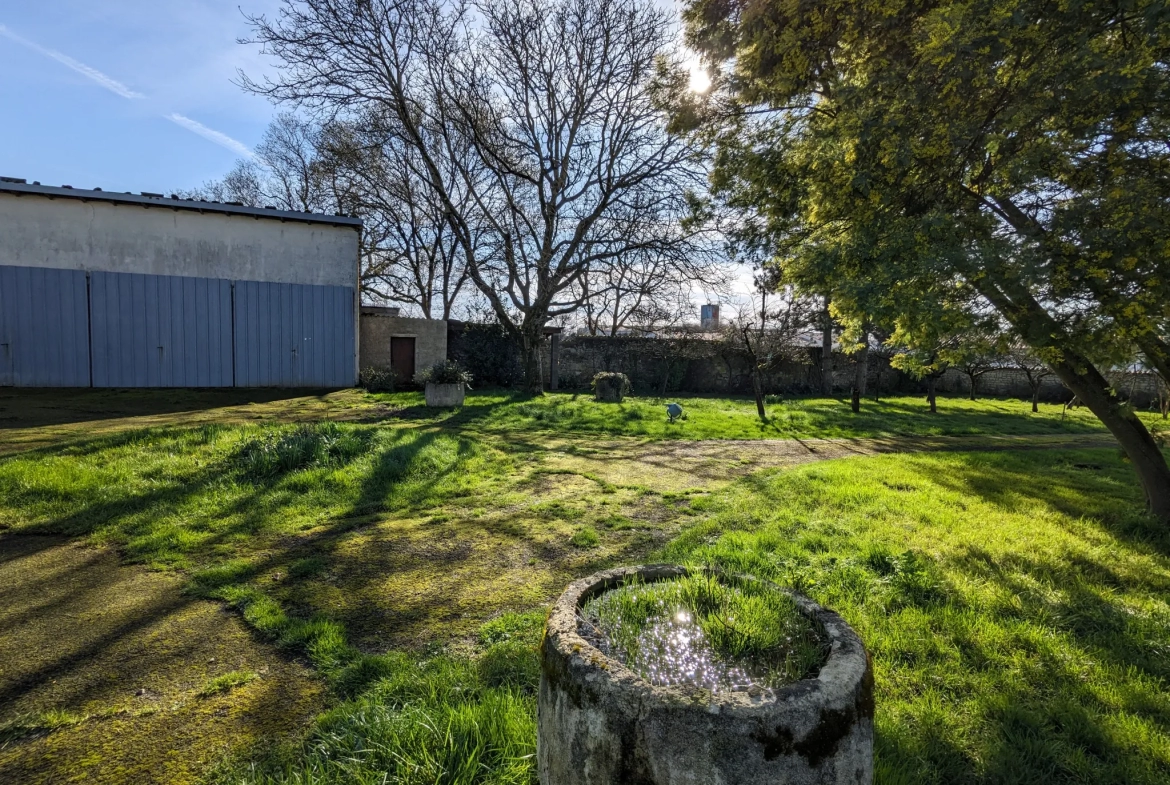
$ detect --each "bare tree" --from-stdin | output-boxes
[1009,344,1054,413]
[178,114,411,303]
[723,287,816,419]
[240,0,718,391]
[322,113,477,318]
[577,253,693,338]
[942,328,1006,401]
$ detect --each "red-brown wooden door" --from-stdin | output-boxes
[390,336,416,386]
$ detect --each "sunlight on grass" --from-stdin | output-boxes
[662,450,1170,784]
[2,388,1169,784]
[365,390,1154,441]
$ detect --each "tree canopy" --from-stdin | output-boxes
[682,0,1170,519]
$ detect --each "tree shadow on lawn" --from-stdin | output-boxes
[0,388,323,430]
[894,549,1170,784]
[0,534,325,785]
[914,448,1170,557]
[661,448,1170,783]
[887,453,1170,783]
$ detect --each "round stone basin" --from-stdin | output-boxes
[538,565,874,784]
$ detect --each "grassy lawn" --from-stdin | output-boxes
[1,389,1168,783]
[369,390,1144,440]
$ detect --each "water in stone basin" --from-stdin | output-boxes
[579,574,827,695]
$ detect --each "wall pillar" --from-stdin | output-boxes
[550,332,561,390]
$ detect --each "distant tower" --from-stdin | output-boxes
[700,303,720,330]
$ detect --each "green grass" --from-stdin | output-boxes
[581,572,826,689]
[203,620,541,785]
[198,671,260,697]
[568,525,600,548]
[0,421,513,570]
[2,389,1169,784]
[363,390,1156,440]
[199,445,1170,785]
[661,449,1170,784]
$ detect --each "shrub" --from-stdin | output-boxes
[1152,422,1168,449]
[234,423,372,480]
[358,367,395,393]
[418,360,473,386]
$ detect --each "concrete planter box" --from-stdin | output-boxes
[594,378,626,403]
[539,564,874,785]
[425,382,465,407]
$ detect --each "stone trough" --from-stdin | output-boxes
[538,565,874,785]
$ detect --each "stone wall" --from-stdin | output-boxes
[446,324,1169,409]
[555,335,917,397]
[937,366,1164,408]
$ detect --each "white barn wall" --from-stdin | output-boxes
[0,187,362,386]
[0,192,359,288]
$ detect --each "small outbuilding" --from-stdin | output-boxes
[359,306,447,386]
[0,178,361,388]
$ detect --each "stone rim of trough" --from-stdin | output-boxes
[543,563,874,722]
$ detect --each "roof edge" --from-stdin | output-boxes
[0,180,362,228]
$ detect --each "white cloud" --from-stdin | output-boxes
[166,113,254,159]
[0,24,144,99]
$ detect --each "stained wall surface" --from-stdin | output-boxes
[0,191,359,288]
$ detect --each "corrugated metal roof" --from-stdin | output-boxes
[0,177,362,228]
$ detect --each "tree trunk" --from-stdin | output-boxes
[752,368,766,420]
[660,359,671,397]
[927,377,937,413]
[821,296,833,396]
[520,330,544,394]
[855,332,869,399]
[973,274,1170,521]
[1031,385,1040,413]
[851,336,867,413]
[1048,354,1170,520]
[968,374,977,400]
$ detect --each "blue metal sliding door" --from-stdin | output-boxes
[233,280,354,387]
[1,265,353,388]
[89,271,234,387]
[0,265,90,386]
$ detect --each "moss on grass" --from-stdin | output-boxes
[2,389,1168,784]
[0,536,324,785]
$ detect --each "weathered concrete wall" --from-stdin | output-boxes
[360,314,447,381]
[0,192,360,288]
[937,366,1163,408]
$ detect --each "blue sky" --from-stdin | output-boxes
[0,1,283,194]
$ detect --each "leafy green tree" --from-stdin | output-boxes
[682,0,1170,520]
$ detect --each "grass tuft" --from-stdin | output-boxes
[234,423,372,480]
[569,526,600,548]
[582,572,826,689]
[199,671,260,697]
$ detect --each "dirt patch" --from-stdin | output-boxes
[0,388,396,456]
[539,433,1119,491]
[0,535,325,785]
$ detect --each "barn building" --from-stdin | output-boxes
[0,178,361,388]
